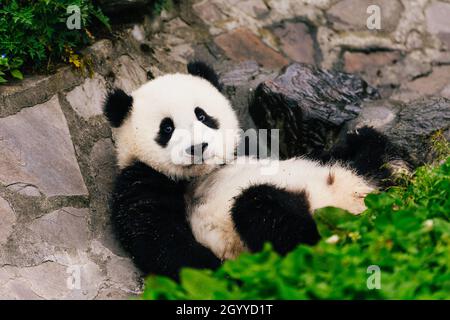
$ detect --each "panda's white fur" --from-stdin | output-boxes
[111,71,375,261]
[188,158,373,259]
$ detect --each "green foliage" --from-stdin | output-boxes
[0,0,110,82]
[430,130,450,163]
[0,55,23,83]
[141,157,450,300]
[152,0,174,16]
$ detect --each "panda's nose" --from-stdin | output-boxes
[186,143,208,156]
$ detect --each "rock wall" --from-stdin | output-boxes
[1,0,450,299]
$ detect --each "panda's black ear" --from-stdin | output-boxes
[187,61,222,91]
[103,89,133,128]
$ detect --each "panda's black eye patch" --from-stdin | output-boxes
[195,107,219,129]
[155,117,175,147]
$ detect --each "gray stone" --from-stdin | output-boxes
[0,196,15,245]
[6,183,41,197]
[0,67,83,117]
[0,95,88,197]
[343,51,401,73]
[90,139,117,195]
[249,63,379,158]
[229,0,269,18]
[193,0,226,25]
[425,2,450,38]
[346,101,401,130]
[95,288,138,300]
[0,275,44,300]
[405,65,450,97]
[271,21,316,64]
[214,28,289,69]
[327,0,404,32]
[84,39,116,76]
[0,260,104,300]
[113,55,148,93]
[66,74,107,119]
[28,208,89,250]
[89,240,141,293]
[89,139,117,236]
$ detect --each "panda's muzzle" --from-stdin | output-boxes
[186,142,208,157]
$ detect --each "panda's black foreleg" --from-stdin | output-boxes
[111,162,221,280]
[231,184,320,255]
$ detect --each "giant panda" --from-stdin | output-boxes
[103,61,396,279]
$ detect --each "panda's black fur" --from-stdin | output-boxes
[104,61,398,280]
[111,161,221,279]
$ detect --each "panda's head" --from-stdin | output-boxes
[103,61,240,179]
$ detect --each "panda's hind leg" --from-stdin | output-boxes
[319,126,410,186]
[231,184,320,255]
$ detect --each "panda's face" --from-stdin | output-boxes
[108,72,240,179]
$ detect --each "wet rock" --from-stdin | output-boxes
[346,98,450,165]
[220,61,279,157]
[0,95,88,197]
[221,61,278,130]
[214,28,289,69]
[249,63,379,158]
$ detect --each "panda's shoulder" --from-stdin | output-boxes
[115,161,187,195]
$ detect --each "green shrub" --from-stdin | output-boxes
[0,0,109,83]
[152,0,174,16]
[141,157,450,300]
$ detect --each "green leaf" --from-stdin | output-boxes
[10,69,23,80]
[313,206,358,238]
[142,275,185,300]
[180,269,227,299]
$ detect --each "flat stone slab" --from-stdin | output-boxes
[0,205,141,299]
[0,95,88,197]
[28,208,89,250]
[271,21,316,65]
[344,51,402,73]
[327,0,403,32]
[426,0,450,48]
[214,28,289,69]
[66,74,107,119]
